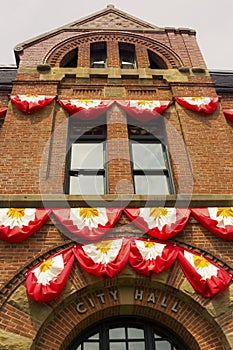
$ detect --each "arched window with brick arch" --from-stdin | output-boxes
[67,316,190,350]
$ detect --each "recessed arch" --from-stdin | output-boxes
[30,275,231,350]
[44,32,183,68]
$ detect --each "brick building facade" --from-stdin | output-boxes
[0,5,233,350]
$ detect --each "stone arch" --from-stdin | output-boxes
[44,32,183,68]
[28,267,231,350]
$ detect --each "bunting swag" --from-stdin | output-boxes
[58,99,113,119]
[0,208,50,243]
[176,97,218,114]
[10,95,56,114]
[128,239,178,276]
[0,107,7,117]
[124,208,190,240]
[25,247,75,303]
[223,109,233,122]
[73,238,130,278]
[178,248,232,298]
[52,208,122,241]
[25,238,232,301]
[116,100,173,121]
[191,208,233,241]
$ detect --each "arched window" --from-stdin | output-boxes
[147,50,167,69]
[67,317,189,350]
[60,48,78,67]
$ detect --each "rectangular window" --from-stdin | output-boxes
[119,43,136,69]
[129,125,174,195]
[66,122,107,195]
[90,42,107,68]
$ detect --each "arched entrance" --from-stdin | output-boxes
[67,316,190,350]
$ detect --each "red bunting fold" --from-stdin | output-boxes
[0,107,7,118]
[73,238,130,278]
[52,208,122,241]
[178,248,232,298]
[223,109,233,122]
[25,247,75,303]
[176,97,218,114]
[0,208,50,243]
[116,100,173,121]
[10,95,56,114]
[191,208,233,241]
[58,99,114,119]
[128,239,178,276]
[124,208,190,240]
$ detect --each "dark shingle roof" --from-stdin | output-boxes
[210,71,233,92]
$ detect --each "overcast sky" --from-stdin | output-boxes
[0,0,232,70]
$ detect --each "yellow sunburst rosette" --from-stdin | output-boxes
[116,100,173,121]
[178,247,232,298]
[52,208,122,241]
[10,94,55,114]
[128,238,178,276]
[175,97,218,114]
[58,99,113,119]
[25,247,75,303]
[191,208,233,240]
[0,208,50,243]
[124,208,190,240]
[73,238,130,278]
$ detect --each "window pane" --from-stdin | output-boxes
[128,328,144,339]
[128,342,145,350]
[83,342,99,350]
[156,340,171,350]
[109,328,125,339]
[71,143,104,169]
[132,143,165,170]
[70,175,104,195]
[134,175,169,195]
[109,343,126,350]
[88,333,99,340]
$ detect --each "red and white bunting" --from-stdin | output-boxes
[129,239,178,276]
[124,208,190,240]
[176,97,218,114]
[73,238,130,278]
[25,247,75,303]
[0,208,50,243]
[52,208,122,241]
[223,109,233,122]
[0,107,7,118]
[58,99,114,119]
[191,208,233,240]
[116,100,173,121]
[10,95,56,114]
[178,248,232,298]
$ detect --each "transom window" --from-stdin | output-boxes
[66,120,107,195]
[67,318,189,350]
[128,125,174,195]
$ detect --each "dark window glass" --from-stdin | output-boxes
[119,42,136,69]
[60,48,78,67]
[90,42,107,68]
[67,318,189,350]
[147,50,167,69]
